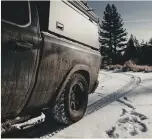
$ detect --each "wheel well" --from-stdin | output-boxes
[76,70,90,85]
[52,69,90,106]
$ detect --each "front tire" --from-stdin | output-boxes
[52,73,89,124]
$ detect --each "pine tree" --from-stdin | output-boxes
[99,4,127,64]
[124,34,137,61]
[134,37,140,48]
[138,38,152,65]
[140,40,145,47]
[149,38,152,45]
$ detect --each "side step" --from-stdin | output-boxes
[1,113,45,135]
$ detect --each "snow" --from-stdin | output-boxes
[49,71,152,138]
[106,109,148,138]
[43,102,128,138]
[119,72,152,138]
[88,71,130,106]
[5,70,151,138]
[14,113,45,130]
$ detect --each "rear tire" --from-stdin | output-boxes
[52,73,88,124]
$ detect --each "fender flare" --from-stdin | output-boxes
[54,64,91,103]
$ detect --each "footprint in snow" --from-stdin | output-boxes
[106,109,148,138]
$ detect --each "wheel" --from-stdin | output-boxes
[52,73,89,124]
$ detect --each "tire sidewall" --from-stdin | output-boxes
[64,75,88,123]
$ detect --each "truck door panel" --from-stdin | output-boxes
[1,1,41,119]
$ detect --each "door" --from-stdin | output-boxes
[1,1,41,119]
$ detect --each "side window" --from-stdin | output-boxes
[1,1,30,25]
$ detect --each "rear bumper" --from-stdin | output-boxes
[91,80,99,93]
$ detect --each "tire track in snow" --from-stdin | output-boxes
[86,75,141,116]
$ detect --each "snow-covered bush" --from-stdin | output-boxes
[103,60,152,73]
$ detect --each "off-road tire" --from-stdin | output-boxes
[52,73,89,124]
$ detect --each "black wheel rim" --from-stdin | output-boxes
[70,82,84,111]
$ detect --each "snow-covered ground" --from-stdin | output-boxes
[88,71,131,106]
[45,70,152,138]
[3,70,152,138]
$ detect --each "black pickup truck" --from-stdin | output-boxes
[1,1,101,127]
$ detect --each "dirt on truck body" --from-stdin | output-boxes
[1,0,101,131]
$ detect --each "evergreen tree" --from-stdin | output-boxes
[134,37,140,48]
[124,34,137,61]
[139,40,152,65]
[149,38,152,45]
[100,4,127,64]
[140,40,145,47]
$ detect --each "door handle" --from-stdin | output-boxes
[56,22,64,31]
[10,40,33,51]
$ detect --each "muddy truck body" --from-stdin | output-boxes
[1,0,101,127]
